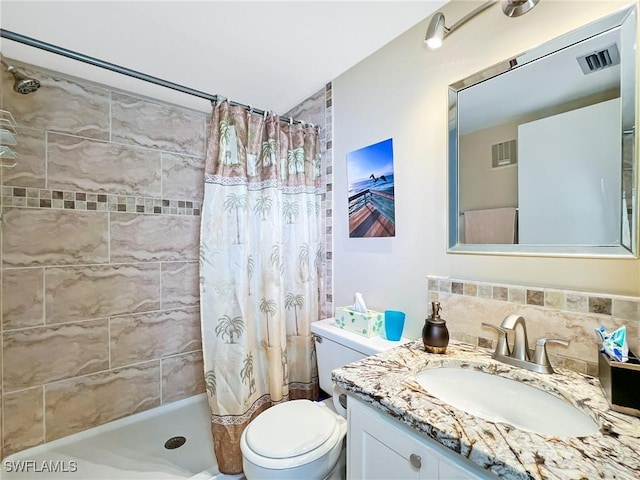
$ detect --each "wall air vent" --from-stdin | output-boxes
[491,139,517,168]
[577,43,620,75]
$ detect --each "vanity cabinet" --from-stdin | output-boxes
[348,397,493,480]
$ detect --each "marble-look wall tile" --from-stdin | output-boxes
[544,290,565,309]
[436,293,637,364]
[526,289,545,306]
[44,361,160,441]
[161,153,205,202]
[47,133,162,197]
[562,356,588,375]
[2,387,44,456]
[283,87,326,129]
[613,299,639,321]
[111,92,205,157]
[527,310,635,364]
[566,293,588,312]
[463,283,477,297]
[508,287,525,304]
[492,286,508,301]
[2,127,46,188]
[1,79,3,459]
[161,262,199,309]
[3,319,109,391]
[588,296,612,315]
[109,213,199,263]
[478,284,492,299]
[46,264,160,323]
[438,280,451,293]
[2,268,44,329]
[2,64,109,140]
[161,351,205,404]
[2,208,108,267]
[110,307,201,368]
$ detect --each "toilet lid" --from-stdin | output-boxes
[245,400,337,459]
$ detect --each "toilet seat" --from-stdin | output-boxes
[240,400,344,470]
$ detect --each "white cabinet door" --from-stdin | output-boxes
[348,397,493,480]
[348,398,437,479]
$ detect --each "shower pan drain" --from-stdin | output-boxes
[164,436,187,450]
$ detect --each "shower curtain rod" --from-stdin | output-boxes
[0,29,313,127]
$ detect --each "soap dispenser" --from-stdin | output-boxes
[422,301,449,354]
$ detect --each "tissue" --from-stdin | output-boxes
[596,325,629,362]
[352,292,367,313]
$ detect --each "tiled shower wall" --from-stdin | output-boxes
[0,61,208,458]
[0,61,333,459]
[284,83,334,319]
[427,276,640,377]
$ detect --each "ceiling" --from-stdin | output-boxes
[458,27,622,135]
[0,1,445,114]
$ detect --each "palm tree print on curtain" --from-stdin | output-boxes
[200,100,322,474]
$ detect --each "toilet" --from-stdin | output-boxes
[240,317,409,479]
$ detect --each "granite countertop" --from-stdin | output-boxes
[332,340,640,480]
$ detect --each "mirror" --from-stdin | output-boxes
[448,5,637,257]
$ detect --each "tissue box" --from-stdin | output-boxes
[335,307,383,337]
[598,349,640,417]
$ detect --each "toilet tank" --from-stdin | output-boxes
[310,317,410,395]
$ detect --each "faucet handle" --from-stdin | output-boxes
[532,337,570,369]
[482,323,511,356]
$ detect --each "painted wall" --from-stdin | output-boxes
[333,0,639,340]
[459,122,518,212]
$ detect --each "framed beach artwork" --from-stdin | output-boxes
[346,138,396,237]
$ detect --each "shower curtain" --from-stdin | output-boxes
[199,100,322,474]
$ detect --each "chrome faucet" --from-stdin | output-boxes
[499,315,530,361]
[483,315,570,374]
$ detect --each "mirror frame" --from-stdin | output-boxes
[448,4,638,258]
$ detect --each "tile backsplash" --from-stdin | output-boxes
[427,276,640,377]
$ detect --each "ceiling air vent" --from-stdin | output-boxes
[577,43,620,75]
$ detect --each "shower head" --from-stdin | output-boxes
[1,59,40,94]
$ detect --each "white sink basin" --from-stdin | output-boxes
[414,368,599,437]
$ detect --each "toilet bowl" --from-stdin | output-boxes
[240,399,346,480]
[240,317,409,479]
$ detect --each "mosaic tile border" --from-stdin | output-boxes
[1,186,201,216]
[427,275,640,322]
[324,82,334,318]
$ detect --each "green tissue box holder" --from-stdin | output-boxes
[335,307,383,337]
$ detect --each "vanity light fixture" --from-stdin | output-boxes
[425,1,496,50]
[425,0,540,50]
[502,0,539,18]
